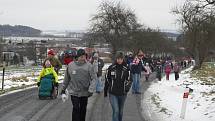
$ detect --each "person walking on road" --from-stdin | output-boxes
[156,61,162,81]
[130,50,146,94]
[130,56,141,94]
[173,62,180,80]
[91,52,104,93]
[164,61,171,80]
[104,52,132,121]
[144,63,152,81]
[43,49,62,74]
[61,49,97,121]
[125,51,133,68]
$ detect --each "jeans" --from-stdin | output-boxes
[96,76,103,92]
[71,96,88,121]
[109,94,127,121]
[132,73,141,93]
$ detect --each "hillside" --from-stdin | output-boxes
[0,25,41,37]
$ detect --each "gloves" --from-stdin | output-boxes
[88,92,93,97]
[61,89,68,102]
[37,82,40,87]
[61,94,67,102]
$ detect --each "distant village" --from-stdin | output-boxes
[0,25,180,67]
[0,31,112,66]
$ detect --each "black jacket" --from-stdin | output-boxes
[104,63,132,96]
[97,58,104,77]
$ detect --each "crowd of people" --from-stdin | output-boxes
[37,48,194,121]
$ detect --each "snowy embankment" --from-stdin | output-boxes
[144,64,215,121]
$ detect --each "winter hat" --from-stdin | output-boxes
[48,49,55,55]
[76,49,86,58]
[45,60,51,67]
[115,51,124,59]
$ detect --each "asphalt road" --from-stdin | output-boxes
[0,86,97,121]
[0,73,157,121]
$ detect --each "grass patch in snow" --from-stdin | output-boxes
[151,94,161,108]
[11,75,29,82]
[191,63,215,85]
[151,94,172,115]
[201,90,215,96]
[159,107,169,114]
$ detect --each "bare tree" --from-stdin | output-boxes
[173,0,215,69]
[89,1,181,59]
[90,1,141,57]
[126,28,176,54]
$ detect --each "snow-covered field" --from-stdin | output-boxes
[0,66,65,91]
[0,63,111,92]
[144,66,215,121]
[0,66,41,90]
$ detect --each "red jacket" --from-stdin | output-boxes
[64,57,73,65]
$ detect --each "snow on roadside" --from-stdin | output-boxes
[0,63,111,91]
[144,66,215,121]
[0,67,41,90]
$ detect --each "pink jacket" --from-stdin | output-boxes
[165,65,171,73]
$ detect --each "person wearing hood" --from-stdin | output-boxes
[37,60,59,98]
[43,49,62,74]
[90,52,104,93]
[125,51,134,68]
[130,50,146,94]
[144,63,152,81]
[61,49,97,121]
[104,52,132,121]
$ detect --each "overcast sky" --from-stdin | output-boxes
[0,0,185,31]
